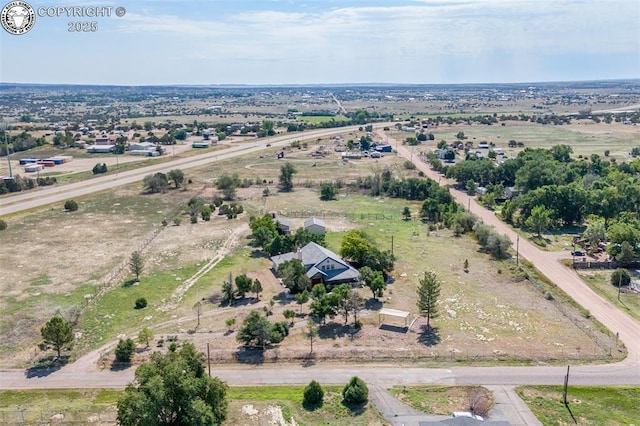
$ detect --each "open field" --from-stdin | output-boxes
[388,385,493,416]
[517,385,640,425]
[0,134,621,369]
[389,119,640,162]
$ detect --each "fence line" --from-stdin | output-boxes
[0,409,117,425]
[96,184,208,294]
[280,211,397,221]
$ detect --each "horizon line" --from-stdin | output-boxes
[1,78,639,88]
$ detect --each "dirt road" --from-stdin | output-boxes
[391,134,640,365]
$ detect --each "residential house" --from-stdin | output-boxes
[270,242,360,287]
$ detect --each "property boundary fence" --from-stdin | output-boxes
[281,210,397,221]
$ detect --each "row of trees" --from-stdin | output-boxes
[0,174,57,194]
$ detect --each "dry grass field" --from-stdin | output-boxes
[0,130,622,369]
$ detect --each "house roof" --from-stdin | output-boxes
[304,217,326,228]
[274,217,293,227]
[270,242,359,283]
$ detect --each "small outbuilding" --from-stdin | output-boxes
[274,217,293,235]
[304,217,326,235]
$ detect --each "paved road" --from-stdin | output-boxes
[3,125,640,425]
[0,126,365,216]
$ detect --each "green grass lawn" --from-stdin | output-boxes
[226,385,385,426]
[0,385,385,426]
[517,385,640,425]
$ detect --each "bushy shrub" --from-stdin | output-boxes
[135,297,148,309]
[269,321,289,344]
[64,199,78,211]
[0,219,7,231]
[342,376,368,405]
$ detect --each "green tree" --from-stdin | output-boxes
[402,206,411,220]
[283,309,296,324]
[129,251,144,281]
[583,219,606,250]
[279,163,297,192]
[342,376,369,405]
[40,316,74,358]
[252,279,263,300]
[117,342,228,425]
[237,310,271,349]
[417,270,441,329]
[249,214,278,248]
[222,279,234,306]
[303,380,324,407]
[359,266,385,299]
[320,182,338,201]
[138,327,154,348]
[143,172,169,194]
[617,241,636,267]
[611,268,631,288]
[167,169,185,188]
[295,290,309,314]
[0,219,7,231]
[216,173,240,200]
[261,120,276,136]
[525,205,550,236]
[278,258,311,294]
[115,338,136,363]
[234,274,253,298]
[304,320,319,353]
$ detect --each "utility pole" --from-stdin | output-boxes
[1,122,12,178]
[207,342,211,377]
[516,234,520,265]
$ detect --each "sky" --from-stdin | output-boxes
[0,0,639,85]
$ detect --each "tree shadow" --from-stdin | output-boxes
[110,361,132,371]
[302,399,324,411]
[301,354,316,368]
[234,347,265,365]
[341,400,367,416]
[417,325,441,347]
[122,279,137,288]
[25,355,69,378]
[364,298,382,310]
[273,291,295,306]
[249,249,268,258]
[317,322,352,339]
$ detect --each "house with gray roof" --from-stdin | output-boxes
[270,242,360,287]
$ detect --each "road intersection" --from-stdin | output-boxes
[2,125,640,424]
